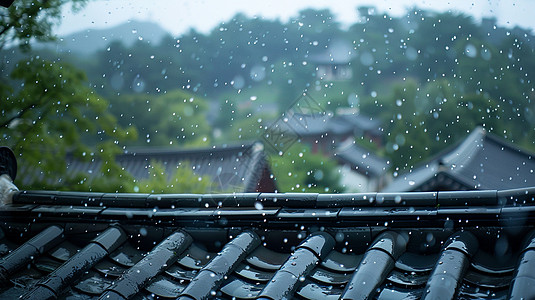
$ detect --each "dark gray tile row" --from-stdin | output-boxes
[5,203,534,230]
[20,226,126,300]
[14,187,535,209]
[341,231,408,299]
[100,230,192,299]
[257,232,335,299]
[0,225,530,299]
[0,225,63,286]
[179,231,260,300]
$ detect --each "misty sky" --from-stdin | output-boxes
[56,0,535,36]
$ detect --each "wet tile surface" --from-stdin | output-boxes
[0,188,533,298]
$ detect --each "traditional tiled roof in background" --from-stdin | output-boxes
[0,187,534,299]
[285,113,382,138]
[334,139,388,177]
[383,127,535,192]
[20,142,276,193]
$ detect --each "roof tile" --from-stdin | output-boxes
[341,231,407,299]
[0,225,63,285]
[179,231,260,299]
[422,231,478,300]
[22,226,126,299]
[101,230,191,299]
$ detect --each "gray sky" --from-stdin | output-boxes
[56,0,534,36]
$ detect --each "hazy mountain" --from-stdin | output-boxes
[41,20,169,54]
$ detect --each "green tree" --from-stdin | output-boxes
[269,144,344,193]
[0,0,87,51]
[0,0,142,192]
[108,89,211,147]
[136,161,211,193]
[0,58,137,191]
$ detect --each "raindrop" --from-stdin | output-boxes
[254,202,264,210]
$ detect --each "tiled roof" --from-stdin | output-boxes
[285,113,382,138]
[383,127,535,192]
[0,187,534,299]
[20,142,275,193]
[334,139,388,177]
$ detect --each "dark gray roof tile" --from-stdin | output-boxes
[438,190,498,206]
[309,267,352,285]
[296,281,343,300]
[0,225,63,284]
[457,283,509,299]
[144,275,186,298]
[297,232,335,259]
[370,231,409,259]
[179,231,260,299]
[220,276,263,299]
[21,226,127,299]
[101,231,191,299]
[202,193,260,207]
[165,264,197,282]
[178,270,219,299]
[176,248,214,270]
[94,259,127,278]
[444,231,479,257]
[277,249,318,277]
[234,263,273,282]
[387,269,428,287]
[49,240,80,262]
[277,208,340,220]
[245,246,288,271]
[338,206,437,221]
[471,250,516,275]
[320,251,362,272]
[109,243,145,268]
[146,194,204,208]
[33,255,62,273]
[376,192,437,206]
[422,231,478,300]
[376,287,422,299]
[213,207,279,219]
[259,192,318,207]
[498,186,535,205]
[259,269,307,299]
[341,231,408,299]
[316,193,377,207]
[395,252,439,273]
[74,272,113,295]
[258,233,335,299]
[508,231,535,299]
[31,205,104,218]
[463,269,513,289]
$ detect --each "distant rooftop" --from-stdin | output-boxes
[383,127,535,192]
[334,139,388,177]
[285,112,382,138]
[20,142,275,193]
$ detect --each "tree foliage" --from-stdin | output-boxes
[0,58,137,191]
[0,0,87,51]
[136,161,211,194]
[269,144,344,193]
